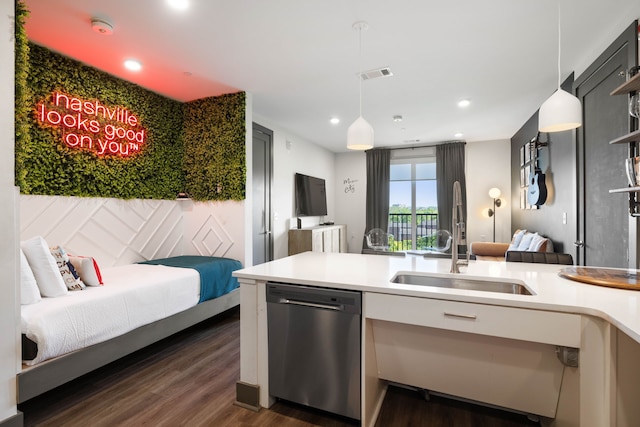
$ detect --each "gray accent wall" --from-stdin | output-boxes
[510,79,577,257]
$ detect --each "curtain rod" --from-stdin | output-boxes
[370,139,466,151]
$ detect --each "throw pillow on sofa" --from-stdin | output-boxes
[508,229,527,251]
[516,232,536,251]
[528,233,548,252]
[508,231,553,253]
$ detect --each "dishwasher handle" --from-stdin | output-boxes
[280,298,342,311]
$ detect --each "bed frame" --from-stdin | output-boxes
[17,288,239,403]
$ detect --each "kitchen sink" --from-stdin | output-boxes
[391,273,533,295]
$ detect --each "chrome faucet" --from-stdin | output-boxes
[450,180,467,273]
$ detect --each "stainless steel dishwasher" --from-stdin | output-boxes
[266,282,361,420]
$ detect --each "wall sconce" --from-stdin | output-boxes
[176,191,193,211]
[487,187,502,242]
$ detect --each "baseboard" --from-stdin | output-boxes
[0,411,23,427]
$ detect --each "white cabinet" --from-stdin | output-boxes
[288,225,346,255]
[366,293,580,346]
[365,293,581,418]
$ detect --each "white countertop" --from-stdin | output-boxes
[234,252,640,343]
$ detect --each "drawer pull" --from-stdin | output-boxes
[444,312,477,320]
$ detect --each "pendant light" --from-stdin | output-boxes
[347,21,374,150]
[538,2,582,133]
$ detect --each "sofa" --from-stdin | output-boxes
[470,229,554,261]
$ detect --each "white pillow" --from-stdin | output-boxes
[528,234,547,252]
[21,236,68,297]
[508,229,527,251]
[20,249,41,305]
[69,256,104,286]
[516,232,535,251]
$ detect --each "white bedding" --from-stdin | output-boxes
[21,263,200,365]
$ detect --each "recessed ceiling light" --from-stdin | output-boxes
[330,117,340,125]
[454,132,464,138]
[167,0,189,10]
[124,59,142,72]
[393,115,403,122]
[457,99,471,108]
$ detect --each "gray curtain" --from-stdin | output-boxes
[364,148,391,251]
[436,142,467,240]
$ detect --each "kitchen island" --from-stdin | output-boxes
[233,252,640,427]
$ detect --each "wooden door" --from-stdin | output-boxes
[575,22,638,268]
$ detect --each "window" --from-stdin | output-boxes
[389,149,437,251]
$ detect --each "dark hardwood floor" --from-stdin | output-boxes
[19,307,539,426]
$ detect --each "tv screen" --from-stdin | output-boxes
[295,173,328,217]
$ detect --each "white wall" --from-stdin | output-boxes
[466,139,512,244]
[335,151,367,253]
[253,114,336,260]
[0,1,19,423]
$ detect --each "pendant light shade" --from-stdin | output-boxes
[347,116,374,150]
[347,21,374,150]
[538,88,582,132]
[538,1,582,133]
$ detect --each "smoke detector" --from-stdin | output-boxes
[91,18,114,35]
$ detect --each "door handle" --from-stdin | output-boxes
[573,241,585,248]
[444,312,477,320]
[282,299,341,311]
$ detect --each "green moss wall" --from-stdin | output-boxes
[14,0,30,189]
[183,93,246,201]
[15,39,246,201]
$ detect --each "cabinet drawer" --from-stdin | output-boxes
[365,293,580,347]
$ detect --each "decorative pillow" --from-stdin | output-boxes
[516,232,535,251]
[20,236,68,297]
[527,233,547,252]
[544,238,554,253]
[20,249,41,305]
[50,246,86,291]
[508,229,527,251]
[69,256,104,286]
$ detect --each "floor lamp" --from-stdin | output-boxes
[487,188,502,242]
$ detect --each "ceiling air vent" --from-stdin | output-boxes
[359,67,393,81]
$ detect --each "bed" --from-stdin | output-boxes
[17,255,242,403]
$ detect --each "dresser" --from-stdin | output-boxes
[288,225,347,255]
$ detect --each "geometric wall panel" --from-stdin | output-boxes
[191,214,235,257]
[20,195,245,267]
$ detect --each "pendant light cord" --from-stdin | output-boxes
[556,2,562,89]
[358,24,363,117]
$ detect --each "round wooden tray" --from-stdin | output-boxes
[559,267,640,290]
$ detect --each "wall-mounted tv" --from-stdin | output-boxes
[295,173,328,217]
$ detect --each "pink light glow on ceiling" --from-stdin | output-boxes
[23,1,239,102]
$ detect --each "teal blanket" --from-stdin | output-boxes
[139,256,242,303]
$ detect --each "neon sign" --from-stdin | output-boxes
[36,92,147,157]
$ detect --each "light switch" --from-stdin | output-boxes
[562,212,567,224]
